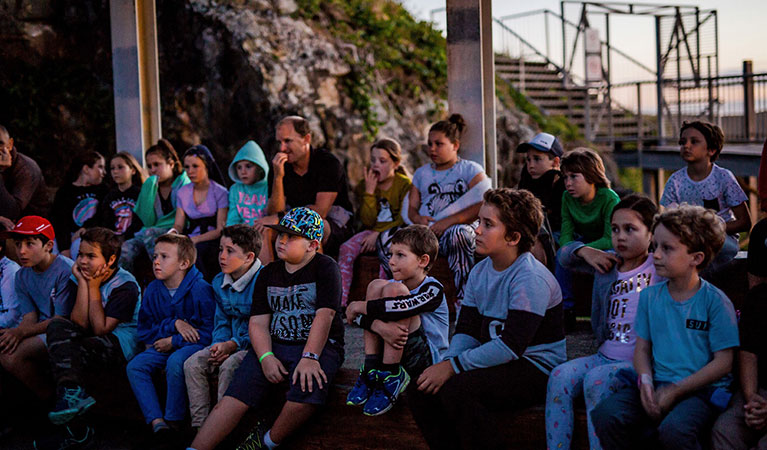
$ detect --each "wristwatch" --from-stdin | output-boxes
[302,351,320,361]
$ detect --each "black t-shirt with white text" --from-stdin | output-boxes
[250,253,344,347]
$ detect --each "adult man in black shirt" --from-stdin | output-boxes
[0,125,50,229]
[254,116,352,262]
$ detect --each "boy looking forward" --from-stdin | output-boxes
[126,234,215,436]
[345,225,449,416]
[411,188,566,450]
[516,132,565,233]
[190,207,344,450]
[184,224,263,428]
[0,216,75,399]
[592,205,739,449]
[36,227,141,448]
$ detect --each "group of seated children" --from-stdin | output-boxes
[0,113,762,450]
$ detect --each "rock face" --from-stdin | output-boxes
[0,0,537,190]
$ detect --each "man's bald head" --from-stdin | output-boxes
[0,125,8,141]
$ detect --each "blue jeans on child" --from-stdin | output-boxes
[126,345,205,423]
[592,374,721,450]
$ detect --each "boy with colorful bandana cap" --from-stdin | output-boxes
[190,207,344,450]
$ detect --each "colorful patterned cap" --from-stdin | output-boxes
[266,207,324,241]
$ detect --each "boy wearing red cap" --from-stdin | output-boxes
[0,216,75,399]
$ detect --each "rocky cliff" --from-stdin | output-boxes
[0,0,539,189]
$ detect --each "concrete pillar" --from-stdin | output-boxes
[109,0,161,166]
[446,0,496,186]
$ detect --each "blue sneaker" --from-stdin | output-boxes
[363,367,410,416]
[48,386,96,425]
[236,421,268,450]
[346,368,376,406]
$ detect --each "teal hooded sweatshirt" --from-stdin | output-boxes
[226,141,270,226]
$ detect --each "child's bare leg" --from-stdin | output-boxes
[361,279,390,358]
[190,395,250,450]
[258,216,278,264]
[269,401,317,444]
[0,336,52,399]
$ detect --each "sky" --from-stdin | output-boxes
[401,0,767,77]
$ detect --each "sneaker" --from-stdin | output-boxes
[48,386,96,425]
[33,425,94,450]
[346,367,376,406]
[363,367,410,416]
[236,421,268,450]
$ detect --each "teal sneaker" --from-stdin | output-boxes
[363,367,410,416]
[346,368,376,406]
[48,386,96,425]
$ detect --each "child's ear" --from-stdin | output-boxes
[244,251,256,265]
[691,251,705,268]
[107,254,117,268]
[179,258,192,271]
[43,240,54,253]
[308,240,320,252]
[552,156,561,167]
[418,254,430,269]
[505,231,522,246]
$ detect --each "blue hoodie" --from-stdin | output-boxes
[137,266,216,349]
[226,141,269,226]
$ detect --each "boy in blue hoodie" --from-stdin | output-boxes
[183,224,263,428]
[226,140,269,228]
[126,233,215,436]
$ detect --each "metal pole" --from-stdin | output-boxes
[707,56,714,122]
[655,15,664,144]
[675,9,682,133]
[545,10,551,61]
[637,82,643,150]
[606,12,614,148]
[714,11,720,127]
[744,60,755,141]
[561,0,568,86]
[109,0,161,166]
[446,0,493,172]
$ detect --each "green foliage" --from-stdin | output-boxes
[295,0,446,138]
[618,167,643,193]
[496,76,582,142]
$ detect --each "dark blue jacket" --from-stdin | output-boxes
[137,266,215,348]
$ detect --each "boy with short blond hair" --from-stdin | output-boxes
[410,188,566,449]
[0,216,75,400]
[126,233,215,437]
[184,224,263,428]
[35,227,141,448]
[345,224,449,416]
[593,204,739,449]
[190,207,344,450]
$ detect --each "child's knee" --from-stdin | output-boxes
[381,281,409,298]
[365,279,389,299]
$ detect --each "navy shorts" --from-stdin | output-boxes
[225,342,343,408]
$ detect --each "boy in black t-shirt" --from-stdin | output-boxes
[712,218,767,449]
[189,207,344,450]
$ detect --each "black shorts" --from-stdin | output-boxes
[401,327,433,382]
[225,342,343,408]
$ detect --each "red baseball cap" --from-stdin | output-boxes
[3,216,55,241]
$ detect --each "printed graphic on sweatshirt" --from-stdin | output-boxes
[425,179,467,216]
[267,282,317,342]
[376,198,393,223]
[236,192,267,221]
[605,270,653,344]
[72,196,99,227]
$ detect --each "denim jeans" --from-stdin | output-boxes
[126,345,204,423]
[592,379,719,450]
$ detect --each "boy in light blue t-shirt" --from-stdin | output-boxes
[593,205,739,449]
[0,216,75,400]
[0,238,21,330]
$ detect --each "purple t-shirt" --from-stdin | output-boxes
[176,181,228,236]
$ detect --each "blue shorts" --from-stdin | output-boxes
[225,342,343,408]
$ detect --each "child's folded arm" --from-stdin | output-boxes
[365,281,445,321]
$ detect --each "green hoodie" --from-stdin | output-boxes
[133,172,191,231]
[226,141,270,226]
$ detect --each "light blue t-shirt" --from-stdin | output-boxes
[412,276,449,364]
[0,257,21,329]
[635,279,739,386]
[16,255,75,321]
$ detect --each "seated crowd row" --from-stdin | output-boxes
[0,115,763,450]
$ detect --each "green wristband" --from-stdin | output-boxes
[258,351,274,363]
